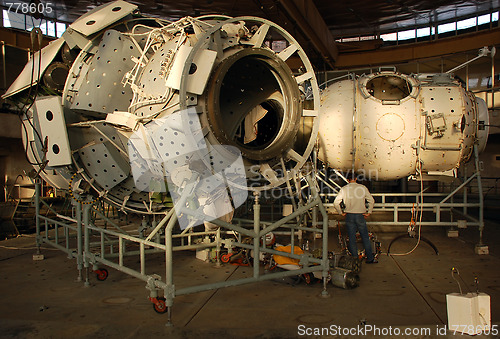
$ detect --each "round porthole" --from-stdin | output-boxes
[365,75,413,101]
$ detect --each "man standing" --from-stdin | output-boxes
[334,172,377,263]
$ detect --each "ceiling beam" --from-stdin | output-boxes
[278,0,338,68]
[0,27,54,51]
[335,28,500,69]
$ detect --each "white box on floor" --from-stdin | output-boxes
[196,249,209,262]
[446,292,490,335]
[475,244,489,255]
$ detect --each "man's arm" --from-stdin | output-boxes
[333,188,345,215]
[365,187,375,214]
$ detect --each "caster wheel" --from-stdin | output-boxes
[152,298,168,314]
[220,253,232,263]
[96,268,108,281]
[303,273,313,285]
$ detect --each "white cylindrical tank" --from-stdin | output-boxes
[318,71,487,180]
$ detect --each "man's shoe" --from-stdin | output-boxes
[366,259,378,264]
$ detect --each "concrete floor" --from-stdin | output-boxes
[0,217,499,338]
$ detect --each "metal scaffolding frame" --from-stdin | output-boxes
[317,145,486,248]
[33,173,331,325]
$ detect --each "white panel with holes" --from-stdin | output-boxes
[132,159,166,193]
[71,30,139,117]
[69,1,137,37]
[34,96,72,167]
[165,45,218,95]
[108,177,148,200]
[152,109,207,172]
[128,129,167,193]
[78,142,129,190]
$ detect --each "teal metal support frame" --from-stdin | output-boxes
[83,202,91,287]
[34,178,41,254]
[474,144,485,247]
[76,200,83,282]
[317,143,487,252]
[32,171,331,325]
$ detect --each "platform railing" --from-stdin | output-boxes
[33,173,331,325]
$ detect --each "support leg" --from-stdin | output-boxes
[83,202,91,287]
[319,203,330,297]
[35,178,41,254]
[33,178,44,261]
[215,227,222,268]
[165,212,178,326]
[76,200,83,282]
[474,145,488,255]
[253,192,260,278]
[306,175,330,297]
[166,306,172,326]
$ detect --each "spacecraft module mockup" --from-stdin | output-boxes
[2,0,320,216]
[317,71,489,180]
[2,1,489,218]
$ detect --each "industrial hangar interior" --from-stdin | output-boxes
[0,0,499,337]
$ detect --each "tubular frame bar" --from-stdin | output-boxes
[34,173,330,323]
[319,160,485,233]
